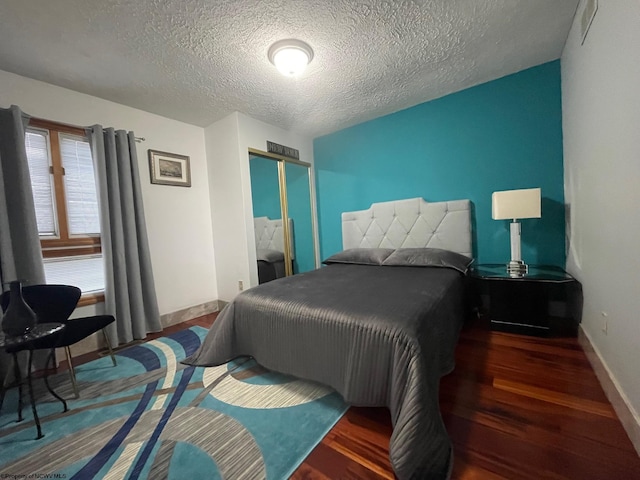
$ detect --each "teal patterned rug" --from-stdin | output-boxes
[0,326,347,479]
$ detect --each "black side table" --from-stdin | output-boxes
[470,264,583,337]
[0,323,69,439]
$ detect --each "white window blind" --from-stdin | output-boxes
[25,130,56,235]
[60,134,100,235]
[24,123,105,294]
[43,256,105,293]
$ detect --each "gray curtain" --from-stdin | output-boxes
[0,105,46,382]
[87,126,161,345]
[0,106,45,287]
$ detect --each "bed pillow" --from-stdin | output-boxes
[257,248,284,263]
[322,248,395,266]
[381,248,473,274]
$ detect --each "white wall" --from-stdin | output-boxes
[562,0,640,441]
[204,113,246,302]
[204,112,314,301]
[0,69,218,315]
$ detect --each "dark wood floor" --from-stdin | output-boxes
[70,314,640,480]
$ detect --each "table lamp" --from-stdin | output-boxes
[492,188,541,277]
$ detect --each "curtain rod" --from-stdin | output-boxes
[30,116,145,142]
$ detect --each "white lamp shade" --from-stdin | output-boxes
[492,188,541,220]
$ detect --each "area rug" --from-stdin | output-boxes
[0,326,347,479]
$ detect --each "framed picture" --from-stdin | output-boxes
[148,150,191,187]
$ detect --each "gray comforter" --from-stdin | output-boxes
[184,263,466,479]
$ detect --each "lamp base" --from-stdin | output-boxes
[506,260,528,278]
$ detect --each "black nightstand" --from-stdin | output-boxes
[469,264,583,337]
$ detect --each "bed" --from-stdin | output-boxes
[186,198,473,479]
[254,217,294,283]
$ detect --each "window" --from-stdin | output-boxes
[25,118,104,299]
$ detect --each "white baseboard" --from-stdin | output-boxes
[578,325,640,455]
[160,300,220,328]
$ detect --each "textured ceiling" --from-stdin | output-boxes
[0,0,579,137]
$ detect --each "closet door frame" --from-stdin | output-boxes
[248,148,320,276]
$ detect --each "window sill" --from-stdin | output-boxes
[78,291,105,307]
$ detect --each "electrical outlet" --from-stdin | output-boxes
[238,280,244,291]
[601,312,608,335]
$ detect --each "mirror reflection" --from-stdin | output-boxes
[285,161,315,274]
[248,150,318,284]
[249,154,287,283]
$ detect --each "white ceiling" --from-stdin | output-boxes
[0,0,579,137]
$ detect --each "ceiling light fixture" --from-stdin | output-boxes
[268,39,314,77]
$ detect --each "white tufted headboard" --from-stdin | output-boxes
[254,217,295,259]
[342,198,472,257]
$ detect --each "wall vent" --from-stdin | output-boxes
[581,0,598,44]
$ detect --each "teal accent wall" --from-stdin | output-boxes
[249,155,281,219]
[313,61,565,266]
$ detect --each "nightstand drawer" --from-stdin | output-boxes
[470,264,583,337]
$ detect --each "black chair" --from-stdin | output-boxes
[0,284,117,398]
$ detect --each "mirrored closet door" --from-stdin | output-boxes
[248,149,318,284]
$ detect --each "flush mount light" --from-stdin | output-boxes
[268,39,314,77]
